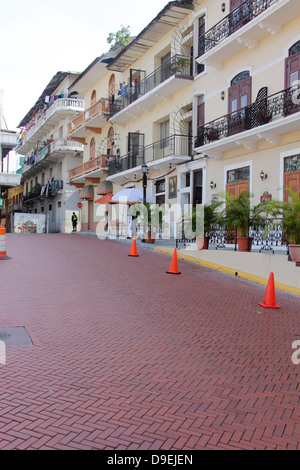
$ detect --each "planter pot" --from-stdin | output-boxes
[289,244,300,262]
[237,237,253,252]
[144,233,155,244]
[196,236,209,250]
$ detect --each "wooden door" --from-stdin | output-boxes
[230,0,243,10]
[285,52,300,115]
[228,77,252,135]
[283,172,300,201]
[226,180,249,198]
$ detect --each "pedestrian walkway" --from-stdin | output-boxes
[0,233,300,450]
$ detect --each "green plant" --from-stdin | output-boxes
[265,188,300,244]
[107,25,131,50]
[221,191,266,237]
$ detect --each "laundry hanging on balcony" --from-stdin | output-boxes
[44,94,65,103]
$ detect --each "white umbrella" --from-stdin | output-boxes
[111,188,155,204]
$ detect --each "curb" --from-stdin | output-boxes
[153,247,300,296]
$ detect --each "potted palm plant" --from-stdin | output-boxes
[131,202,158,243]
[265,188,300,261]
[222,191,265,252]
[181,201,223,250]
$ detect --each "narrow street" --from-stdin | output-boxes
[0,233,299,450]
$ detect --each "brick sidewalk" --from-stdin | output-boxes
[0,233,299,450]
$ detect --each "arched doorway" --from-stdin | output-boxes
[91,89,97,107]
[90,137,96,160]
[108,75,115,103]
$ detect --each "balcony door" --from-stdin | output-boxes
[230,0,253,35]
[128,132,144,169]
[285,43,300,116]
[226,166,250,198]
[228,72,251,136]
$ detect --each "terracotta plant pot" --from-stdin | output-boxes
[144,233,155,244]
[289,244,300,262]
[196,236,209,250]
[237,237,253,252]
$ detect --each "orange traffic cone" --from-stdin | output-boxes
[259,272,281,309]
[166,248,181,275]
[128,237,138,257]
[0,226,7,258]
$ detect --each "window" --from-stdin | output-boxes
[284,155,300,173]
[227,166,250,183]
[48,205,52,211]
[57,201,62,208]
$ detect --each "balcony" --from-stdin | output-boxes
[67,155,108,185]
[67,98,110,140]
[195,85,300,158]
[22,140,84,178]
[17,98,85,155]
[107,134,192,185]
[197,0,300,70]
[109,55,193,125]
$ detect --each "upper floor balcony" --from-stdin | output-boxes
[107,134,192,185]
[67,98,110,140]
[195,84,300,158]
[196,0,300,70]
[67,154,108,186]
[109,55,193,125]
[17,98,85,155]
[22,139,84,178]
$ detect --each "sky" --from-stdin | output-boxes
[0,0,170,133]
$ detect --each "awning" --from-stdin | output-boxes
[79,185,94,200]
[94,193,113,204]
[96,180,113,195]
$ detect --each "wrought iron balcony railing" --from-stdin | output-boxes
[195,84,300,147]
[108,134,192,176]
[198,0,278,57]
[176,218,288,253]
[110,55,193,117]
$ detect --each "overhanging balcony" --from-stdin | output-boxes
[22,140,84,178]
[67,98,110,140]
[197,0,300,70]
[109,55,193,125]
[17,98,85,155]
[195,85,300,158]
[107,134,192,185]
[67,154,108,186]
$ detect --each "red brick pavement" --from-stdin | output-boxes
[0,233,299,450]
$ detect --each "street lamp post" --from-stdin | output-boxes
[141,163,148,242]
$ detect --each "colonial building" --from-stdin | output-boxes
[16,72,85,233]
[193,0,300,207]
[0,90,20,227]
[66,48,122,233]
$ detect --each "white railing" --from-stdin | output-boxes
[20,99,84,146]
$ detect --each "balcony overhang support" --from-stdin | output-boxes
[84,177,101,184]
[236,37,258,50]
[68,182,85,188]
[235,140,257,151]
[259,22,281,35]
[84,127,102,134]
[256,132,280,145]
